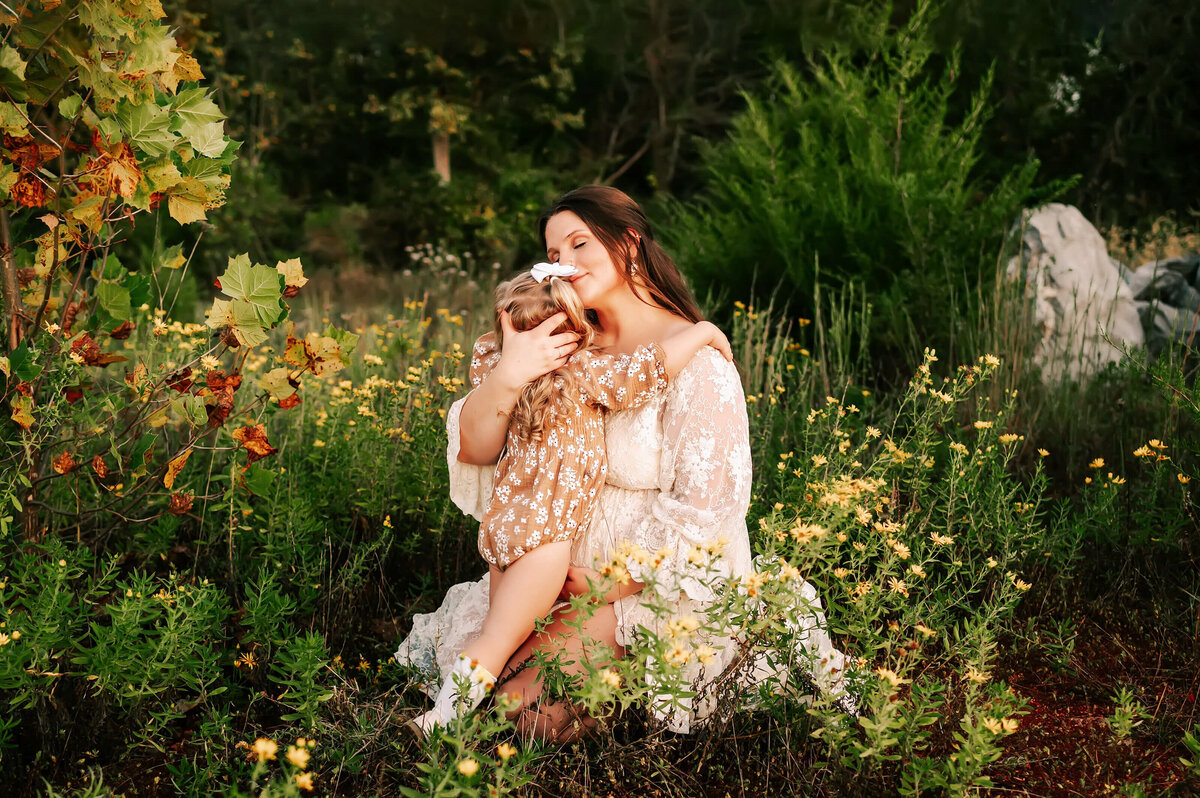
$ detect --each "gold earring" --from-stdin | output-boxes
[630,261,639,276]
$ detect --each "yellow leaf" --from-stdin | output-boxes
[163,448,191,489]
[145,160,182,192]
[10,395,33,429]
[257,367,298,401]
[275,258,308,289]
[168,192,207,225]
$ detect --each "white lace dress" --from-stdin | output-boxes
[394,345,854,732]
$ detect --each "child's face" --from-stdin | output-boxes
[543,211,625,309]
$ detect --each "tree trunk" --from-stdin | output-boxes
[432,131,451,183]
[1,208,21,350]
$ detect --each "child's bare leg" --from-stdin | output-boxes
[488,564,503,606]
[463,540,571,677]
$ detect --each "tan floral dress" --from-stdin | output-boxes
[475,333,669,568]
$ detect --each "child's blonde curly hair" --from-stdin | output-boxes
[493,273,595,443]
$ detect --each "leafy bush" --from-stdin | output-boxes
[662,0,1053,360]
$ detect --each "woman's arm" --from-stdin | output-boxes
[456,310,579,465]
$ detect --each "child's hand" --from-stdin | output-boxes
[559,566,600,601]
[706,323,733,361]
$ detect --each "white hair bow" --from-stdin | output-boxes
[529,262,578,283]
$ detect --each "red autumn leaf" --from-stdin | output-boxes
[71,333,128,367]
[11,174,47,207]
[15,381,32,397]
[213,277,222,290]
[91,454,109,479]
[232,424,278,464]
[166,368,193,393]
[109,320,136,340]
[278,393,302,410]
[52,451,78,475]
[63,386,85,404]
[205,370,243,391]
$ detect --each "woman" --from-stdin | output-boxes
[395,185,851,740]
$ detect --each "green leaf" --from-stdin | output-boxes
[242,465,277,496]
[323,324,360,358]
[219,255,284,326]
[57,95,83,120]
[0,46,28,99]
[188,121,227,158]
[96,282,131,322]
[124,271,153,308]
[97,117,123,145]
[181,394,207,427]
[10,343,41,382]
[117,100,175,157]
[172,87,225,142]
[206,297,268,347]
[130,433,155,469]
[0,102,29,137]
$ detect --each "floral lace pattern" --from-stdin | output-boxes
[394,338,856,731]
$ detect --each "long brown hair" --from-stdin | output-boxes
[538,185,704,324]
[493,272,595,443]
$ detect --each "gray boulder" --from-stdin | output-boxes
[1006,203,1145,383]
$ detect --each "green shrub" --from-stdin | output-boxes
[663,0,1054,361]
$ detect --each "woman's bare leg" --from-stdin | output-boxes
[495,600,625,743]
[462,540,571,677]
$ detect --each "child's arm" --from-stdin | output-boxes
[571,322,732,411]
[658,320,732,378]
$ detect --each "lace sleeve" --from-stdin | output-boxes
[569,343,668,410]
[445,333,501,521]
[624,348,753,602]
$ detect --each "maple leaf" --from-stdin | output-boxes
[53,451,78,475]
[276,258,308,298]
[167,176,210,225]
[163,448,191,489]
[232,424,278,464]
[168,492,193,516]
[219,255,285,326]
[206,297,267,347]
[285,327,352,379]
[257,367,299,402]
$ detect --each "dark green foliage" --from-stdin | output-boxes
[662,0,1056,363]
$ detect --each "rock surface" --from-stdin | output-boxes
[1006,203,1145,382]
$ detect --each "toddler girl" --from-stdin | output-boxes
[408,262,731,737]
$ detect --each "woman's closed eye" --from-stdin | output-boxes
[573,242,586,249]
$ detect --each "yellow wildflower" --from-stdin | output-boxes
[982,718,1003,734]
[0,633,9,646]
[888,577,909,597]
[973,420,993,430]
[1180,473,1192,485]
[866,426,882,439]
[1001,718,1019,733]
[915,624,936,638]
[1133,445,1152,458]
[600,669,621,688]
[1148,439,1166,450]
[294,773,314,792]
[287,745,310,769]
[1089,458,1104,469]
[876,667,908,689]
[457,758,479,776]
[833,567,850,579]
[252,738,278,762]
[998,433,1018,444]
[909,564,926,578]
[497,743,517,761]
[930,532,954,546]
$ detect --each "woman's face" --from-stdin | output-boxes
[544,211,627,309]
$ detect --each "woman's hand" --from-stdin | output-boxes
[491,310,580,390]
[456,311,580,465]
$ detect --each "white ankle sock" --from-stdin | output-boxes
[429,653,495,726]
